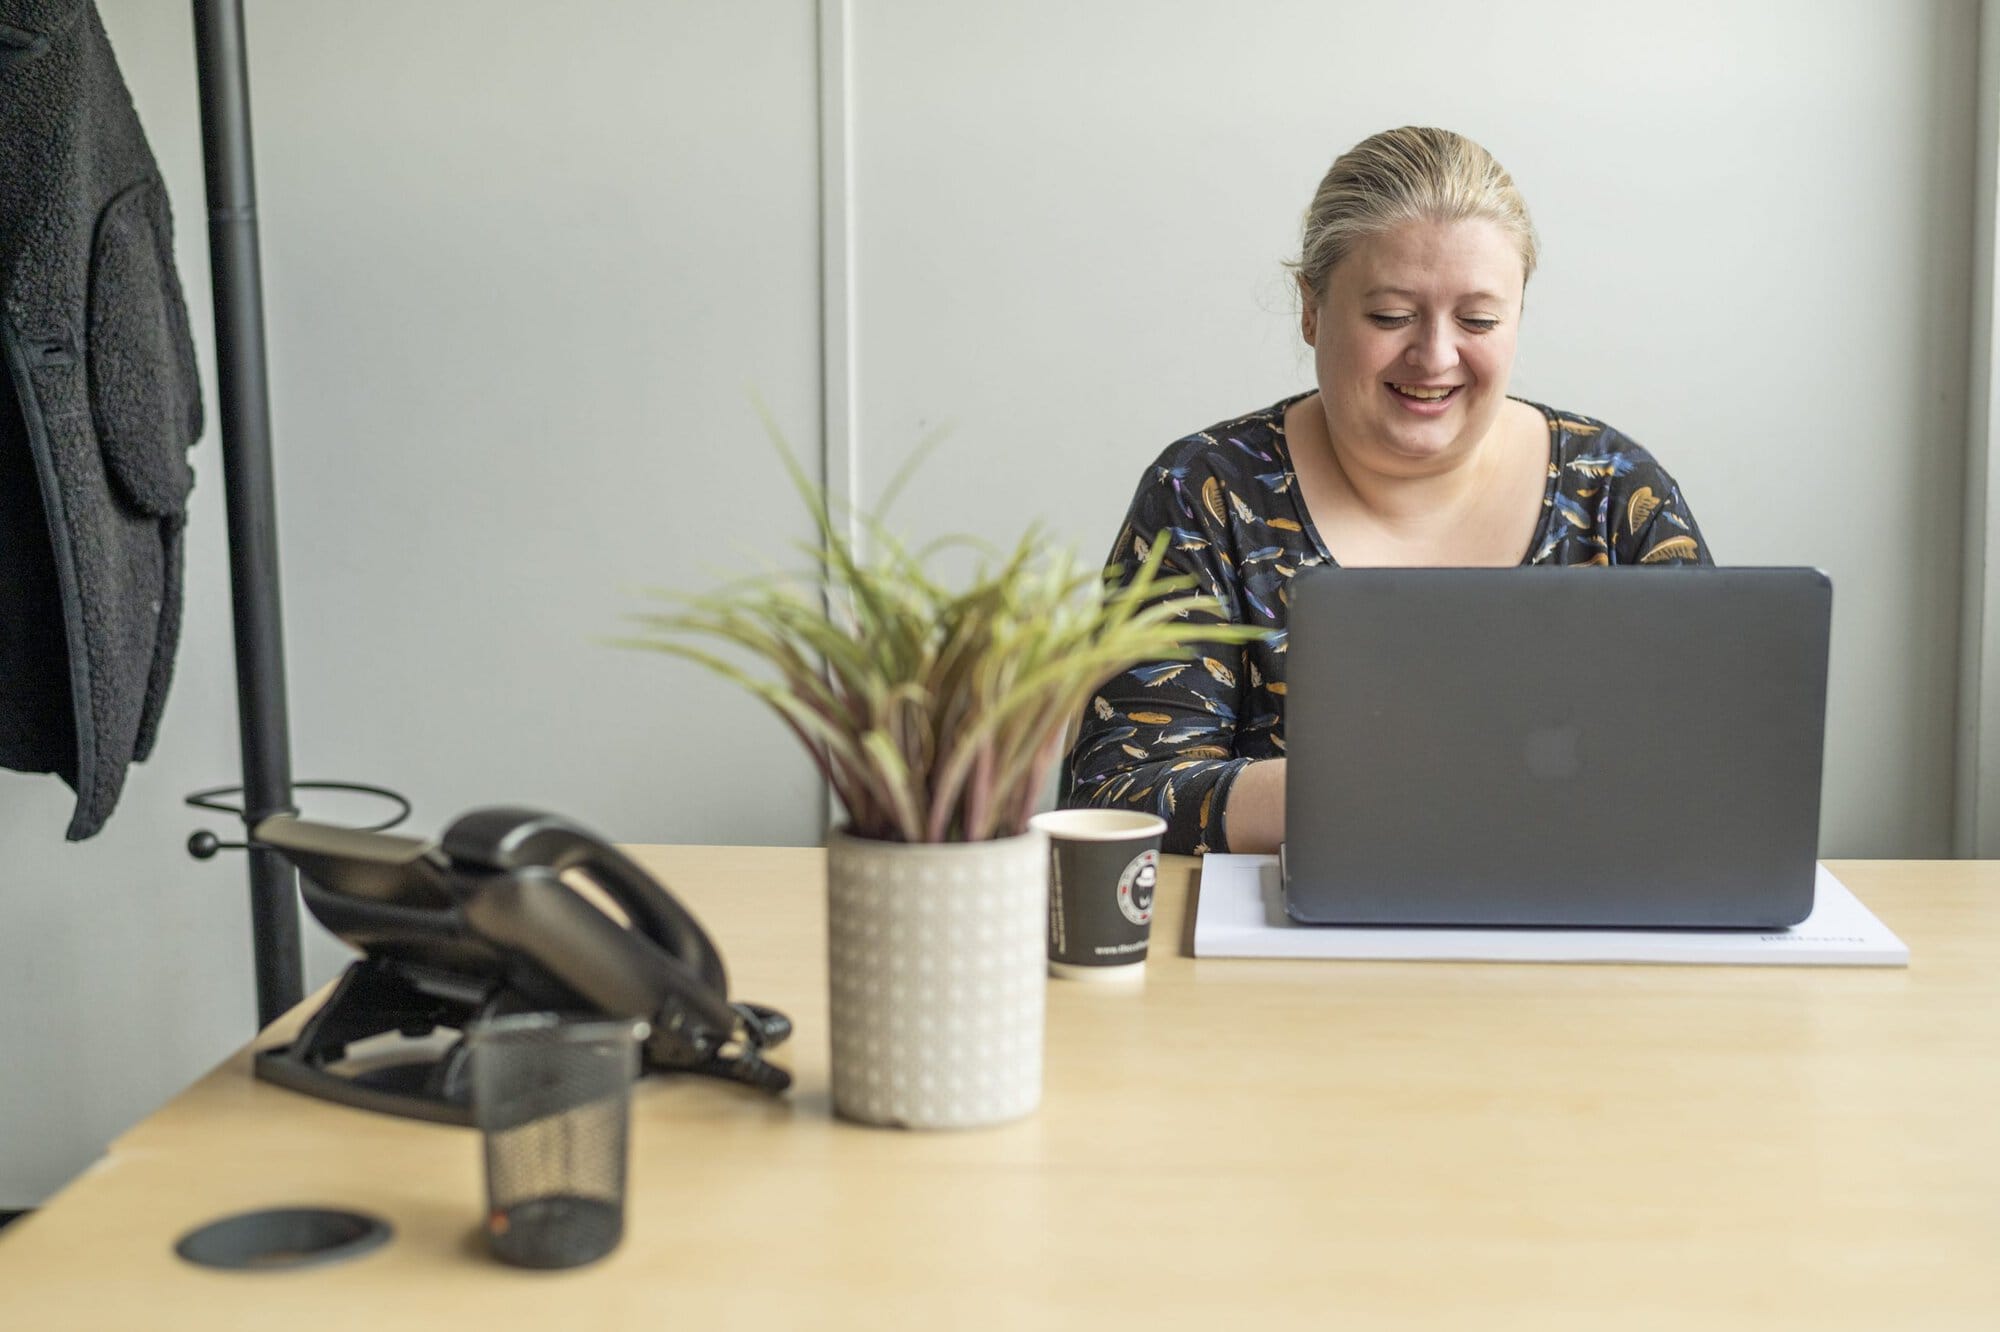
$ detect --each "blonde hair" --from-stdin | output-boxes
[1290,127,1539,300]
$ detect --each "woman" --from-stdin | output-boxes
[1063,126,1711,856]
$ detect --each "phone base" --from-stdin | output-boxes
[253,955,528,1125]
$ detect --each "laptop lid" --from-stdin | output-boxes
[1280,567,1831,928]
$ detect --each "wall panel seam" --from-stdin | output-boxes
[1958,0,2000,856]
[816,0,855,837]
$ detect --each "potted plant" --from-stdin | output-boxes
[619,424,1260,1128]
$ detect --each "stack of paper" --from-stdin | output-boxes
[1192,857,1908,967]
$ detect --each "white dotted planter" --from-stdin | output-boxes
[824,827,1049,1130]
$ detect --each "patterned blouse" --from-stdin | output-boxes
[1061,392,1713,855]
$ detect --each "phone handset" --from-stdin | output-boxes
[441,808,791,1092]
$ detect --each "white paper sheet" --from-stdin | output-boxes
[1191,857,1909,966]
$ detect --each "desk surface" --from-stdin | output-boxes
[1,852,1996,1330]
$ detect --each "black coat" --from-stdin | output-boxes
[0,0,203,839]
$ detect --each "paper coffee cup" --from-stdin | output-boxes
[1030,809,1167,981]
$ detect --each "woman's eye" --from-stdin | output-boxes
[1367,313,1414,328]
[1460,317,1501,333]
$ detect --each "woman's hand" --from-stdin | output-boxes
[1222,758,1286,854]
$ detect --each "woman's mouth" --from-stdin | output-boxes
[1387,382,1461,414]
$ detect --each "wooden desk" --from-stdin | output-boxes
[1,852,1995,1329]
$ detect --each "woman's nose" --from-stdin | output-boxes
[1405,320,1457,375]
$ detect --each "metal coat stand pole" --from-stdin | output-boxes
[190,0,302,1028]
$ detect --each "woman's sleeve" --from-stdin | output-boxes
[1061,460,1254,854]
[1622,468,1716,566]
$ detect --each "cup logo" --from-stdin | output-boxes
[1116,850,1157,925]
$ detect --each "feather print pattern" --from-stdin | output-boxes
[1552,493,1593,530]
[1060,393,1711,855]
[1201,476,1228,527]
[1638,535,1700,563]
[1133,662,1190,687]
[1625,486,1661,534]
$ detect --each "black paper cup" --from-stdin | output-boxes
[1031,809,1167,982]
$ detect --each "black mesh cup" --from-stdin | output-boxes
[467,1013,648,1269]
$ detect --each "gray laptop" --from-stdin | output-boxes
[1280,567,1831,929]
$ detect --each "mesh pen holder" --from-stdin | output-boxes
[468,1013,648,1269]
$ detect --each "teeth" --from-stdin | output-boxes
[1392,384,1454,401]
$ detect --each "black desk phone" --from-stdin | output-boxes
[252,806,791,1124]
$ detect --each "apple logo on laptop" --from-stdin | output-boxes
[1524,721,1584,780]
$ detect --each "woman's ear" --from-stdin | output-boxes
[1297,273,1319,347]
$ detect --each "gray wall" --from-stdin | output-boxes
[1,0,1989,1206]
[849,0,1977,860]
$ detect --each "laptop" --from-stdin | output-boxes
[1279,567,1831,929]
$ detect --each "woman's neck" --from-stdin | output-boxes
[1292,394,1504,537]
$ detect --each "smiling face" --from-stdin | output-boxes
[1300,217,1526,477]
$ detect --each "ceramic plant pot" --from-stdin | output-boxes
[824,826,1048,1129]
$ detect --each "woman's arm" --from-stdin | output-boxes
[1063,455,1259,853]
[1219,756,1285,853]
[1065,616,1254,855]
